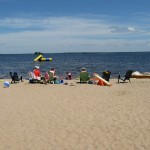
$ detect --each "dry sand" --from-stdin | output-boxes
[0,78,150,150]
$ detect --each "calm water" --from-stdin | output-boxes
[0,52,150,79]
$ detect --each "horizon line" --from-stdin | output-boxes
[0,51,150,55]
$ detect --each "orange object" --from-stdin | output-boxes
[90,77,99,81]
[97,79,105,86]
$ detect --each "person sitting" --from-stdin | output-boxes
[50,68,58,78]
[79,67,90,83]
[32,66,46,84]
[33,66,41,80]
[66,72,73,80]
[81,67,87,73]
[48,68,58,83]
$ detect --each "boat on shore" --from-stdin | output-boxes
[131,71,150,78]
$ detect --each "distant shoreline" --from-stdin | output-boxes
[0,51,150,55]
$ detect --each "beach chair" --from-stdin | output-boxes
[9,72,23,84]
[80,72,90,83]
[48,72,56,84]
[118,70,133,83]
[28,71,42,83]
[102,70,111,82]
[44,72,56,84]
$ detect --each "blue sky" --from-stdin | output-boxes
[0,0,150,54]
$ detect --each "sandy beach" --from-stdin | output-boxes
[0,78,150,150]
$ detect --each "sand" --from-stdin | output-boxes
[0,78,150,150]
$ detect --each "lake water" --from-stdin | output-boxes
[0,52,150,79]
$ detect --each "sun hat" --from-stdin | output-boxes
[35,66,40,69]
[81,67,86,70]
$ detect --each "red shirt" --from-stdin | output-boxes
[33,69,41,77]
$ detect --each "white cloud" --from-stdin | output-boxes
[0,17,140,37]
[0,16,149,53]
[127,27,136,32]
[109,26,136,33]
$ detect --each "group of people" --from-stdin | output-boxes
[9,66,111,85]
[32,66,89,84]
[32,66,74,84]
[33,66,58,84]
